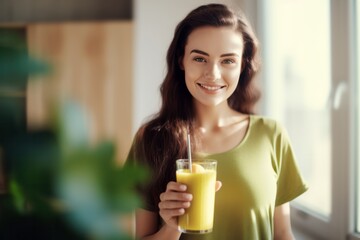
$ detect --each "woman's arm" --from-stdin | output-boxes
[135,182,191,240]
[274,203,295,240]
[135,208,182,240]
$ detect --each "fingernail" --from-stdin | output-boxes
[180,185,187,191]
[185,194,192,200]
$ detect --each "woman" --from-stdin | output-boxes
[126,3,308,240]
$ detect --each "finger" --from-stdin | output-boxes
[166,181,187,192]
[160,191,193,202]
[215,180,222,192]
[159,200,190,210]
[160,208,185,218]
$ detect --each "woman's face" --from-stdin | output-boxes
[182,26,244,108]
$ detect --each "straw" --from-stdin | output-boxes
[186,131,192,172]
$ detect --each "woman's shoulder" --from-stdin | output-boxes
[250,114,286,135]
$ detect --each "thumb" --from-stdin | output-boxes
[215,180,222,192]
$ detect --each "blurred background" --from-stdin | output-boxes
[0,0,359,239]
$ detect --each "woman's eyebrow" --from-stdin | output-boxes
[220,53,240,57]
[190,49,240,57]
[190,49,209,56]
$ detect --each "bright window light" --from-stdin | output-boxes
[264,0,331,217]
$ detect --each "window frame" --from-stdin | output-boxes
[352,0,360,237]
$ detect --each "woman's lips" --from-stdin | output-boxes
[197,83,225,91]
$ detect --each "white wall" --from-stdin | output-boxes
[132,0,251,133]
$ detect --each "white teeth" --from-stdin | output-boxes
[199,84,223,91]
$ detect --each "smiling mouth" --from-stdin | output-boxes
[197,83,226,91]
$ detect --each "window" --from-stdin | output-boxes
[260,0,331,216]
[259,0,357,238]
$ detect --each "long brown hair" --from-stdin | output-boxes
[134,3,260,211]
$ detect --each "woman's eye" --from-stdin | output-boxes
[193,57,206,63]
[222,59,235,64]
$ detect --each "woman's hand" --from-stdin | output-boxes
[158,181,192,230]
[158,180,222,230]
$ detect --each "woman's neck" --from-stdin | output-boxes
[194,101,245,131]
[192,101,250,154]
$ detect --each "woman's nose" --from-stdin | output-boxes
[204,64,221,81]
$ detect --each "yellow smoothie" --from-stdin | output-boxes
[176,165,216,233]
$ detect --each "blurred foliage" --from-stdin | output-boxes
[0,30,148,239]
[0,29,50,87]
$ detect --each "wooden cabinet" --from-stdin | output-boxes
[26,21,133,163]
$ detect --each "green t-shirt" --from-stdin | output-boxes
[127,115,308,240]
[180,115,308,240]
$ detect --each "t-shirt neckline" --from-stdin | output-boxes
[195,114,254,157]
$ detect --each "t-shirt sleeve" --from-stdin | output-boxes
[125,139,157,212]
[274,124,308,206]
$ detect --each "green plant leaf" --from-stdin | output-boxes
[52,100,90,152]
[8,180,26,213]
[0,30,51,86]
[56,138,148,239]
